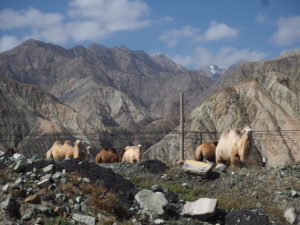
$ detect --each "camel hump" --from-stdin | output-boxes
[64,140,72,146]
[53,140,62,145]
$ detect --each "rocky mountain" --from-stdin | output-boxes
[0,78,100,156]
[0,39,213,155]
[0,39,212,119]
[145,49,300,167]
[199,65,224,80]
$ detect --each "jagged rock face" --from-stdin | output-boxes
[0,39,212,120]
[0,78,99,156]
[145,51,300,167]
[0,39,212,156]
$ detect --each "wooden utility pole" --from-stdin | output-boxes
[180,92,184,161]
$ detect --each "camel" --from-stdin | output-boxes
[122,144,142,163]
[215,126,253,168]
[195,141,218,163]
[95,147,119,163]
[46,140,84,160]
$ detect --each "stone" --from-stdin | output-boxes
[13,153,26,161]
[182,183,191,189]
[40,174,52,180]
[53,207,65,216]
[150,185,164,193]
[163,203,179,218]
[52,171,62,179]
[37,178,51,188]
[0,151,5,157]
[225,209,273,225]
[81,202,88,212]
[163,189,179,204]
[161,174,168,179]
[21,212,33,221]
[72,213,96,225]
[42,164,54,173]
[291,190,298,198]
[154,219,165,224]
[284,208,297,224]
[13,158,28,172]
[74,204,81,211]
[56,193,67,203]
[0,195,21,219]
[2,183,11,193]
[182,160,214,176]
[82,177,91,183]
[182,198,217,219]
[24,195,41,204]
[48,184,56,191]
[36,205,50,216]
[76,196,82,203]
[97,212,107,221]
[215,163,227,172]
[36,217,43,224]
[14,177,23,185]
[135,189,168,219]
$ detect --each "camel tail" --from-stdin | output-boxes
[199,150,204,161]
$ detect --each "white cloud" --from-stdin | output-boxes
[197,21,239,41]
[270,16,300,46]
[0,0,152,52]
[0,8,63,29]
[66,21,107,42]
[171,46,268,69]
[160,21,239,47]
[68,0,150,32]
[0,35,21,52]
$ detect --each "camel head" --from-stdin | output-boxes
[74,139,82,146]
[242,126,253,135]
[137,144,142,150]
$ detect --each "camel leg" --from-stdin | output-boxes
[231,154,242,168]
[216,154,224,164]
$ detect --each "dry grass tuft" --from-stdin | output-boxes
[81,182,129,219]
[66,172,82,186]
[0,169,13,184]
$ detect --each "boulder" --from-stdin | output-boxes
[72,213,95,225]
[284,208,297,224]
[182,160,214,176]
[42,164,54,174]
[225,209,273,225]
[0,195,21,219]
[182,198,217,219]
[135,189,168,219]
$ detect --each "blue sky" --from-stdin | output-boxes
[0,0,300,69]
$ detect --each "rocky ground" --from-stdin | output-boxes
[0,151,299,225]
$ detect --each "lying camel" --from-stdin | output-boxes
[122,144,142,163]
[195,141,218,163]
[215,126,253,168]
[95,147,119,163]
